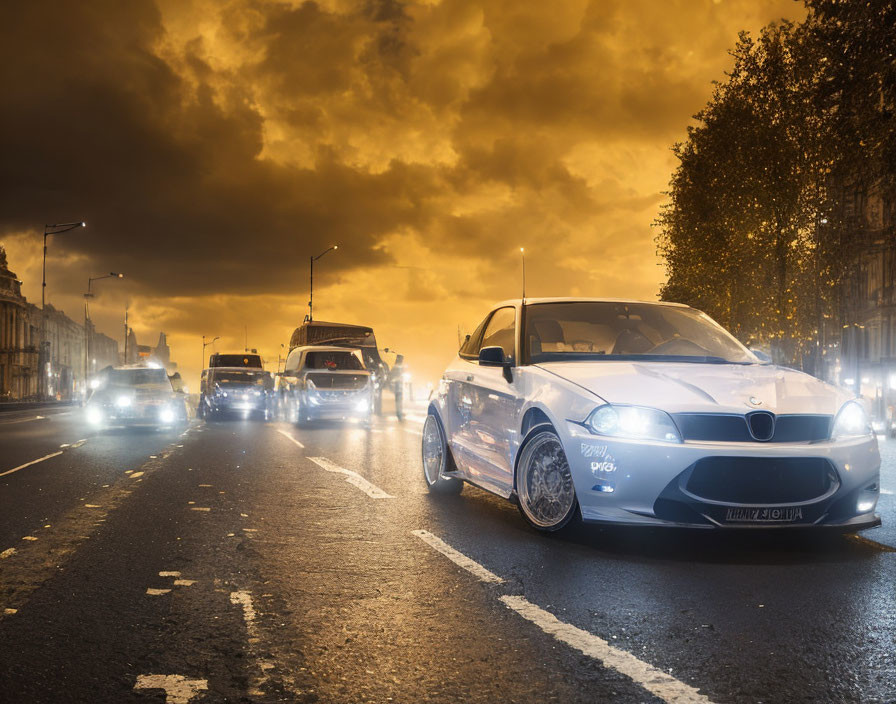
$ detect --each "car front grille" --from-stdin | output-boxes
[684,456,838,504]
[307,373,368,390]
[672,413,832,443]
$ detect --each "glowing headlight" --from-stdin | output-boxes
[115,395,132,408]
[831,401,871,440]
[86,407,103,425]
[587,404,681,443]
[355,399,369,413]
[159,407,175,424]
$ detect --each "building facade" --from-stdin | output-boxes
[0,245,120,401]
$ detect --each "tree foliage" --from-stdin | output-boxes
[656,1,896,371]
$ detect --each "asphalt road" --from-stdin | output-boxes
[1,403,895,703]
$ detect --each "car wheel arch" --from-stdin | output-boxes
[512,408,559,495]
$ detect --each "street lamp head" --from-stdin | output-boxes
[333,244,338,250]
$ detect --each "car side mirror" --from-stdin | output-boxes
[749,348,772,363]
[478,346,514,383]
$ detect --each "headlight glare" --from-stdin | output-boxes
[115,395,132,408]
[587,404,681,443]
[831,401,870,440]
[86,407,103,425]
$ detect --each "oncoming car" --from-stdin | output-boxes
[199,367,273,420]
[86,365,184,430]
[279,345,373,425]
[422,298,881,533]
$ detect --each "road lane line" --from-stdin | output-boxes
[500,595,713,704]
[146,588,171,596]
[0,415,47,425]
[1,548,16,559]
[0,451,64,478]
[134,674,208,703]
[276,429,305,448]
[413,530,712,703]
[307,457,394,499]
[231,590,272,697]
[881,489,894,495]
[411,530,504,584]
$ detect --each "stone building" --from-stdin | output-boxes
[0,247,38,400]
[0,245,119,401]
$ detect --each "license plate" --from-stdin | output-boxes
[725,506,803,523]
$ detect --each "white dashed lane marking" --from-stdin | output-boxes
[500,595,713,704]
[411,529,504,584]
[307,457,394,499]
[0,451,64,478]
[414,529,714,704]
[276,429,305,448]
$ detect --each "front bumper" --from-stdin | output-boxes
[301,390,372,420]
[563,421,881,530]
[208,392,265,413]
[90,403,177,427]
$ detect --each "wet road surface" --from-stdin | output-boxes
[1,404,895,703]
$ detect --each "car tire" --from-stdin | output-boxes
[421,412,462,494]
[515,426,580,533]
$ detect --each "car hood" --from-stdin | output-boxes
[535,361,852,415]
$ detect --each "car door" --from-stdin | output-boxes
[442,315,489,479]
[460,306,522,496]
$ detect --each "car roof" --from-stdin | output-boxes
[291,345,363,354]
[110,364,166,371]
[489,297,690,308]
[210,367,267,372]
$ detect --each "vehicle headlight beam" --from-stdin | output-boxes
[587,404,681,443]
[831,401,871,440]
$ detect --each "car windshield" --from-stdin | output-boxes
[108,368,171,389]
[212,354,263,368]
[303,350,364,371]
[214,371,267,385]
[524,301,758,364]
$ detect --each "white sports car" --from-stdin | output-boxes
[422,298,881,533]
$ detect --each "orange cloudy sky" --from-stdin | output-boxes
[0,0,803,387]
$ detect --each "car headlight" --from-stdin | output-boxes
[115,395,132,408]
[86,407,103,425]
[355,399,369,413]
[159,407,175,424]
[831,401,871,440]
[587,404,681,443]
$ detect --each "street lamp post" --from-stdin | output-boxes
[84,272,123,388]
[308,245,337,322]
[202,335,219,371]
[41,221,85,399]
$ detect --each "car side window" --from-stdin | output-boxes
[284,349,302,372]
[480,307,516,362]
[459,315,490,358]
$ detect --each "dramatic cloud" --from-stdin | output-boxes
[0,0,803,384]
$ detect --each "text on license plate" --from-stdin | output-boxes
[725,507,803,523]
